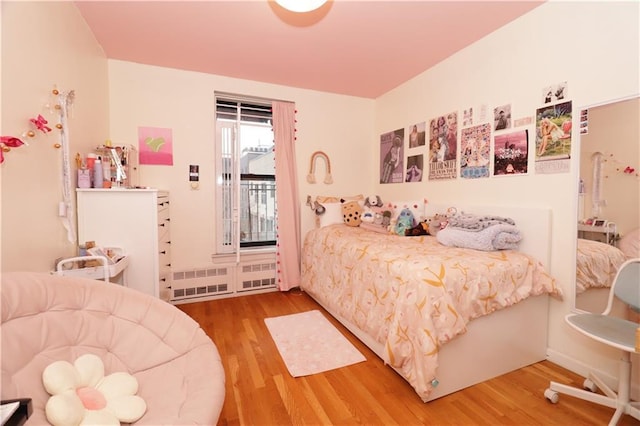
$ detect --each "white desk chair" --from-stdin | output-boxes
[545,257,640,425]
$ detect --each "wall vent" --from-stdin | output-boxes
[238,261,276,292]
[172,253,276,301]
[171,266,233,300]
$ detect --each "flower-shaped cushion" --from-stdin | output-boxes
[43,354,146,426]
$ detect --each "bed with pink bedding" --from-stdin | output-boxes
[301,204,561,402]
[574,231,638,313]
[576,238,628,294]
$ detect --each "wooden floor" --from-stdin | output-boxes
[178,290,640,426]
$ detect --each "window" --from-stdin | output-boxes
[215,95,276,253]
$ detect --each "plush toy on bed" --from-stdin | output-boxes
[380,210,392,228]
[394,207,416,235]
[405,220,430,236]
[364,195,383,210]
[423,213,448,236]
[361,209,375,223]
[341,199,363,227]
[362,195,384,222]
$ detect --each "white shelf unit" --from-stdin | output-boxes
[76,189,171,299]
[577,222,618,246]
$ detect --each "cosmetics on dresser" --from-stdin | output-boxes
[93,157,103,188]
[77,169,91,188]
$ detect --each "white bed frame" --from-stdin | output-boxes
[304,204,553,402]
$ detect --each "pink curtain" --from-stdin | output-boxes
[272,101,301,291]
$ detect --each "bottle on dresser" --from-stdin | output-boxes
[93,157,103,188]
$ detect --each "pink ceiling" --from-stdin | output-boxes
[74,1,543,99]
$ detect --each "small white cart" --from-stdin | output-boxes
[55,248,130,285]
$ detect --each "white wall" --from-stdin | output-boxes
[1,1,110,271]
[107,60,374,270]
[374,1,639,384]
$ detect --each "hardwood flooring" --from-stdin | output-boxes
[178,290,640,426]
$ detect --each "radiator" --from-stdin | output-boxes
[171,253,276,301]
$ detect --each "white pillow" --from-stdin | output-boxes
[318,202,345,228]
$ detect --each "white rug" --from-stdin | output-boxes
[264,310,366,377]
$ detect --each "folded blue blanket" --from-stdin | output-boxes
[436,223,522,251]
[447,213,515,232]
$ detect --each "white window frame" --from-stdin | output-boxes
[214,94,275,255]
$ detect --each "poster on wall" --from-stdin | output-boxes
[542,81,568,105]
[428,112,458,180]
[380,128,404,184]
[534,101,572,174]
[405,154,424,182]
[463,107,473,127]
[460,123,491,179]
[493,130,528,176]
[408,122,426,148]
[138,126,173,165]
[493,104,511,131]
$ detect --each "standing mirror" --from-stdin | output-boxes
[574,96,640,313]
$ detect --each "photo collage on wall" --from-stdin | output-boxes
[377,80,571,183]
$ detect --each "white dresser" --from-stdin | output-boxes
[76,188,171,299]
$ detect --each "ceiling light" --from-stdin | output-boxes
[274,0,327,13]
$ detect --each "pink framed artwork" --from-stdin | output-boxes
[138,126,173,165]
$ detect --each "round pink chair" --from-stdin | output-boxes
[1,272,225,425]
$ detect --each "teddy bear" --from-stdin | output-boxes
[341,199,363,227]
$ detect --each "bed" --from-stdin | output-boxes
[575,229,639,313]
[300,204,561,402]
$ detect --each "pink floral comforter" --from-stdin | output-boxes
[300,224,561,401]
[576,238,628,294]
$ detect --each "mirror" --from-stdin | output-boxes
[574,96,639,314]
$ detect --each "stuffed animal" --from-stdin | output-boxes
[341,199,363,227]
[394,207,416,235]
[306,195,326,215]
[381,210,392,228]
[361,208,375,223]
[424,213,448,236]
[364,195,384,210]
[405,220,431,236]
